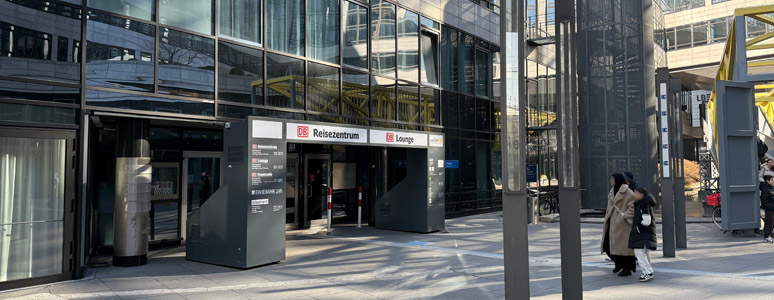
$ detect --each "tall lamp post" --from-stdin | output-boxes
[500,0,530,299]
[555,0,583,298]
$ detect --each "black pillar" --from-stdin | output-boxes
[113,118,151,266]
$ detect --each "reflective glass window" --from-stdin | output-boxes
[158,28,215,99]
[372,76,396,120]
[420,87,439,125]
[88,0,154,21]
[86,89,215,116]
[342,69,369,119]
[397,8,419,82]
[371,0,396,77]
[675,25,691,49]
[460,34,475,94]
[0,9,81,84]
[398,83,419,123]
[267,0,305,57]
[665,28,676,50]
[308,0,339,64]
[219,0,262,45]
[692,22,708,46]
[748,17,767,38]
[710,18,728,43]
[343,1,369,70]
[460,95,476,130]
[308,63,340,114]
[217,41,263,105]
[442,91,459,128]
[477,99,491,131]
[266,53,305,109]
[0,103,76,125]
[0,79,79,104]
[87,13,155,92]
[420,30,439,85]
[475,49,489,97]
[441,26,459,90]
[159,0,214,35]
[492,49,500,101]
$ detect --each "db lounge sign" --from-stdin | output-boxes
[370,129,428,147]
[286,123,368,144]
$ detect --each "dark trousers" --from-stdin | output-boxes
[764,209,774,238]
[603,229,636,271]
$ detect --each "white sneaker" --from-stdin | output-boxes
[763,237,774,244]
[639,273,654,282]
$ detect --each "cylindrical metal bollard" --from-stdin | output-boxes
[327,187,332,235]
[357,186,363,228]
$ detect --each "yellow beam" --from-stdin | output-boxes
[749,60,774,68]
[757,96,774,103]
[736,5,774,16]
[746,31,774,47]
[748,44,774,51]
[750,14,774,27]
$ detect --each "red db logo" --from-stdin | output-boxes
[298,126,309,138]
[386,132,394,142]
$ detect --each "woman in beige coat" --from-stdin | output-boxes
[601,173,636,277]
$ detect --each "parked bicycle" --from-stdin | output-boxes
[707,192,722,230]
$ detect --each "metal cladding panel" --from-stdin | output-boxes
[427,147,446,232]
[376,148,434,232]
[577,0,658,208]
[716,81,760,231]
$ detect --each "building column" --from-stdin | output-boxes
[113,118,151,267]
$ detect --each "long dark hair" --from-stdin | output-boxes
[635,186,649,196]
[611,173,626,195]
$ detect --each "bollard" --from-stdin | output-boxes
[327,187,332,235]
[358,186,363,228]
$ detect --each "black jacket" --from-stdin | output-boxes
[629,195,657,250]
[759,140,769,159]
[760,182,774,211]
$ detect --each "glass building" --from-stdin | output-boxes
[0,0,502,288]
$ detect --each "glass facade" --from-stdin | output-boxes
[0,0,502,237]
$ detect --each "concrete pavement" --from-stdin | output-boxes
[3,213,774,299]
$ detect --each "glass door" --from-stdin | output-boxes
[304,154,331,228]
[181,152,222,240]
[286,153,299,229]
[0,129,74,287]
[149,162,180,241]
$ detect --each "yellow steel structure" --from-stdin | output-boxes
[709,5,774,150]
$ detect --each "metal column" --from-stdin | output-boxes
[670,78,687,249]
[113,118,151,266]
[556,0,583,296]
[501,0,530,299]
[656,68,676,258]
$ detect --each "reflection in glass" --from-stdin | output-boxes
[217,42,263,105]
[397,8,419,82]
[86,89,215,116]
[475,49,489,96]
[159,0,213,35]
[0,6,81,84]
[308,0,339,63]
[86,13,155,92]
[371,0,396,76]
[152,201,178,240]
[308,63,340,115]
[343,1,369,70]
[266,53,305,109]
[492,49,500,101]
[420,31,439,85]
[0,103,76,125]
[442,91,459,128]
[477,99,491,131]
[461,96,476,130]
[0,137,66,282]
[372,76,396,120]
[441,26,458,90]
[0,80,79,103]
[158,28,215,99]
[420,87,439,125]
[88,0,154,21]
[267,0,305,57]
[219,0,262,45]
[186,157,221,216]
[397,83,419,123]
[342,69,369,119]
[460,33,475,94]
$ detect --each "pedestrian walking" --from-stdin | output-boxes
[760,175,774,244]
[759,137,769,164]
[760,159,774,182]
[629,186,657,282]
[601,173,637,277]
[624,171,638,191]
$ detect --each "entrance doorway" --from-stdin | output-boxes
[181,152,222,239]
[302,154,331,229]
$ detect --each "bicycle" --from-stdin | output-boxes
[707,193,722,230]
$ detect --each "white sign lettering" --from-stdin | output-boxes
[369,130,428,147]
[286,123,368,144]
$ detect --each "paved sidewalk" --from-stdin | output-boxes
[3,213,774,299]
